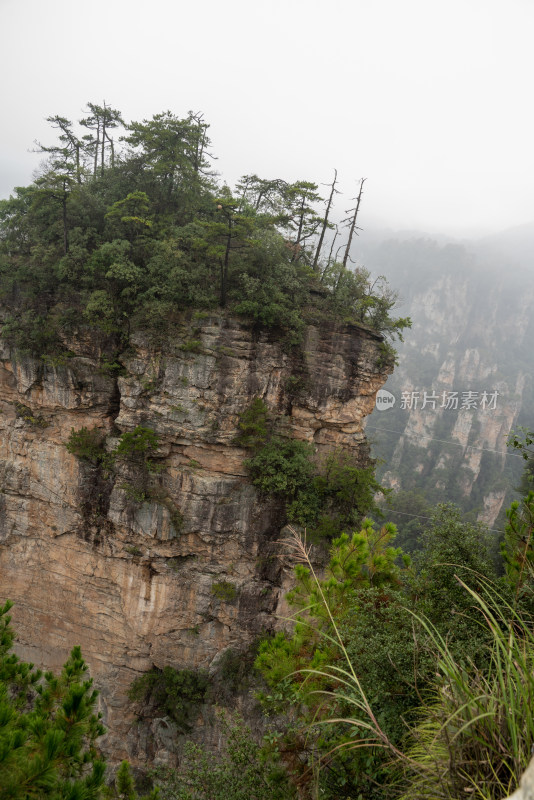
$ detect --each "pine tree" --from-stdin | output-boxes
[0,600,106,798]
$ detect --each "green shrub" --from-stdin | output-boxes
[40,351,74,368]
[311,450,386,534]
[2,313,63,356]
[66,426,107,464]
[179,339,202,353]
[245,437,315,503]
[501,491,534,604]
[284,374,308,396]
[116,426,159,460]
[152,712,293,800]
[236,397,270,449]
[245,438,383,534]
[14,402,48,428]
[120,482,149,503]
[214,646,258,696]
[128,666,208,731]
[211,581,238,603]
[98,356,126,376]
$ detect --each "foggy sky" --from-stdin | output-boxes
[1,0,533,236]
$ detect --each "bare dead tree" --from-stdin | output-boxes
[325,224,340,269]
[341,178,366,270]
[312,169,339,273]
[80,102,123,178]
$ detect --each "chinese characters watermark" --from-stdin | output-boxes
[375,389,499,412]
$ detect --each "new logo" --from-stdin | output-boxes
[375,389,396,411]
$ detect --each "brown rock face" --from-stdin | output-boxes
[0,314,390,763]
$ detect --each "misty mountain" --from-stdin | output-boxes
[357,228,534,537]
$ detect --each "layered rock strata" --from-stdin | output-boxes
[0,314,390,762]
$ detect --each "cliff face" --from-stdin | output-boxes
[360,238,534,526]
[377,274,530,522]
[0,314,390,763]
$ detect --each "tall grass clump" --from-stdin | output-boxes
[399,580,534,800]
[282,526,534,800]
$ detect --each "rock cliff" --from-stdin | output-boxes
[0,313,390,763]
[359,236,534,526]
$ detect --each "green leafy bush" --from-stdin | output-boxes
[98,355,126,376]
[66,426,107,463]
[245,430,384,536]
[236,397,270,449]
[128,666,208,732]
[311,450,386,535]
[120,482,150,503]
[153,712,293,800]
[116,426,159,458]
[211,581,238,603]
[179,339,203,353]
[245,438,315,502]
[14,402,48,428]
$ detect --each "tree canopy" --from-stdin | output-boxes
[0,103,410,356]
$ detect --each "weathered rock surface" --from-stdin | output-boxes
[0,314,390,763]
[506,757,534,800]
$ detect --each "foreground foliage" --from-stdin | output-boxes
[399,582,534,799]
[0,600,106,798]
[254,498,534,799]
[4,498,534,799]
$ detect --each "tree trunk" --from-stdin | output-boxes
[342,178,365,270]
[321,225,340,283]
[75,143,81,184]
[105,131,115,168]
[220,217,233,307]
[93,120,100,178]
[292,196,306,263]
[313,169,337,273]
[62,191,69,255]
[101,109,106,178]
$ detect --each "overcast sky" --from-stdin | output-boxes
[1,0,533,236]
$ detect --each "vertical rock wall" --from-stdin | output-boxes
[0,314,390,762]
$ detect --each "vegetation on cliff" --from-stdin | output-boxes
[0,104,409,355]
[5,485,534,800]
[237,398,384,538]
[5,103,533,800]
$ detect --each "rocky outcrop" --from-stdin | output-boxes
[365,257,534,525]
[0,313,390,764]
